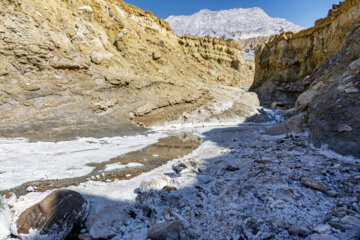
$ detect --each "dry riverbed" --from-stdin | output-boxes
[1,124,360,240]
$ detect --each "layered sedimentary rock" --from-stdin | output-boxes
[179,35,254,87]
[252,0,360,105]
[256,0,360,157]
[0,0,257,140]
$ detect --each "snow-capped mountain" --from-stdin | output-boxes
[166,7,304,41]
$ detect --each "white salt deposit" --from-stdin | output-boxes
[105,162,144,172]
[0,133,165,190]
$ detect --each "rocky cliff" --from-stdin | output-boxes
[252,0,360,105]
[0,0,257,140]
[254,0,360,157]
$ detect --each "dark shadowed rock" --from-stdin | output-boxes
[241,218,277,240]
[147,220,184,240]
[14,190,88,240]
[289,224,312,237]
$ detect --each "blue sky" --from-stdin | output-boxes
[126,0,338,28]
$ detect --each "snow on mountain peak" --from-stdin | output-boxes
[166,7,304,41]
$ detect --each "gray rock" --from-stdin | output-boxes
[340,215,360,226]
[241,218,276,240]
[310,233,338,240]
[326,190,338,197]
[328,220,346,232]
[313,224,331,234]
[147,220,183,240]
[337,124,353,133]
[272,218,288,229]
[88,205,132,239]
[301,177,327,192]
[288,224,312,237]
[172,158,199,174]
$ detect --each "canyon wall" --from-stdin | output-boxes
[252,0,360,105]
[256,0,360,157]
[0,0,257,140]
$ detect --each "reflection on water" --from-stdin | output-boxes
[1,132,202,196]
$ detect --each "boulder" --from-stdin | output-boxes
[340,215,360,226]
[90,51,113,65]
[172,158,200,174]
[301,177,327,192]
[140,174,170,193]
[241,218,277,240]
[13,190,88,240]
[147,220,184,240]
[87,205,131,239]
[288,224,312,237]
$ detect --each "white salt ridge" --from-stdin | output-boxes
[105,162,144,172]
[0,197,11,240]
[152,108,282,131]
[0,133,165,191]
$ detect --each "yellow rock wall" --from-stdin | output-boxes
[0,0,257,139]
[252,0,360,104]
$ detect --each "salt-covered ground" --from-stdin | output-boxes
[3,123,360,240]
[0,133,165,191]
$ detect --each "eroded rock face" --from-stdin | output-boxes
[179,35,255,88]
[252,0,360,158]
[13,190,88,240]
[297,26,360,158]
[0,0,258,140]
[252,0,360,105]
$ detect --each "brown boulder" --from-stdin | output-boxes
[14,190,88,239]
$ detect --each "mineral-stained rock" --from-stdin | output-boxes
[13,190,88,240]
[301,177,327,192]
[147,220,184,240]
